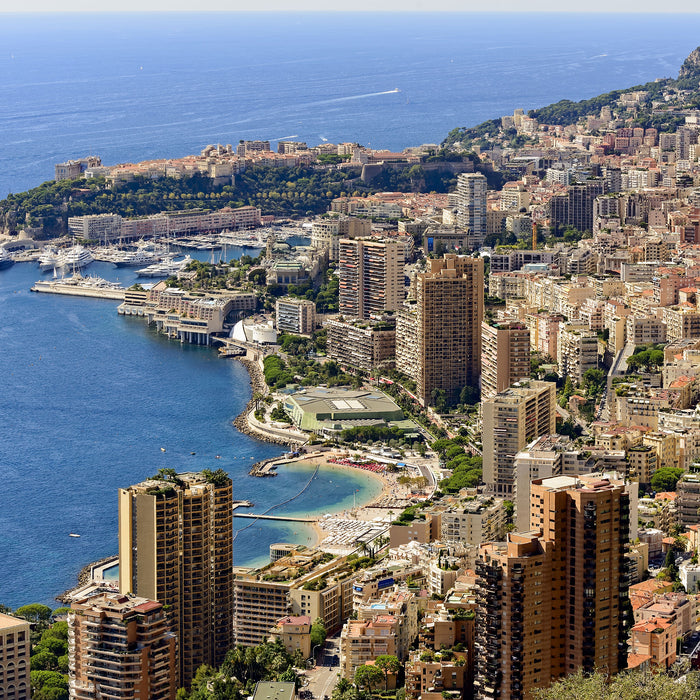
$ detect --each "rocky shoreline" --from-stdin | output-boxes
[232,357,299,447]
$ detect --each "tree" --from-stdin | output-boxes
[310,617,327,648]
[533,668,700,699]
[651,467,684,493]
[354,664,384,696]
[375,654,401,691]
[15,603,52,623]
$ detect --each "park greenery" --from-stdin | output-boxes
[650,467,685,493]
[177,640,303,700]
[431,438,483,492]
[262,353,356,391]
[626,344,666,373]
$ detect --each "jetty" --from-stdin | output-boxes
[31,278,125,300]
[233,513,315,522]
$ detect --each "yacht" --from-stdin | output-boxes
[113,248,162,267]
[0,248,13,271]
[38,245,61,271]
[136,254,192,278]
[57,245,94,273]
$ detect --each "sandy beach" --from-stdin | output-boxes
[275,452,417,552]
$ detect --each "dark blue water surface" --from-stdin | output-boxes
[1,13,700,197]
[0,257,382,608]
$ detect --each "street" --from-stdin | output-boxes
[304,636,341,700]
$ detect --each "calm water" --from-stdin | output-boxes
[0,257,381,608]
[1,13,700,197]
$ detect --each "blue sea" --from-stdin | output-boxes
[1,12,700,609]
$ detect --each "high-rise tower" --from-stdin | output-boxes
[338,237,405,319]
[474,475,630,699]
[480,321,531,401]
[118,470,233,686]
[482,381,556,496]
[456,173,488,246]
[396,255,483,406]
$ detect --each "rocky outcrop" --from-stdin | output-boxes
[679,47,700,79]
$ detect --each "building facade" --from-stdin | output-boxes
[481,321,531,400]
[338,238,405,319]
[118,471,233,686]
[482,381,557,496]
[0,612,30,700]
[455,173,488,245]
[68,590,176,700]
[396,255,484,406]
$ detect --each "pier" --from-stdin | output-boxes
[233,513,315,522]
[31,280,125,300]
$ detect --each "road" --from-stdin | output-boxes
[305,636,341,700]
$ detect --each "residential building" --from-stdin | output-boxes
[268,615,312,658]
[558,323,598,382]
[628,617,677,670]
[677,473,700,526]
[474,475,631,699]
[482,381,557,496]
[440,497,508,546]
[233,548,355,647]
[338,238,405,319]
[325,318,396,372]
[455,173,488,245]
[310,217,370,261]
[396,255,484,406]
[68,590,176,699]
[549,180,606,233]
[275,297,316,334]
[481,321,531,400]
[118,471,233,686]
[0,612,30,700]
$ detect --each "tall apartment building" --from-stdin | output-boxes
[474,475,630,699]
[325,318,396,372]
[482,381,556,496]
[396,255,483,406]
[549,180,606,233]
[68,590,177,700]
[276,297,316,334]
[455,173,488,245]
[0,612,30,700]
[557,323,598,382]
[118,470,233,686]
[338,237,405,319]
[310,216,371,261]
[480,321,531,400]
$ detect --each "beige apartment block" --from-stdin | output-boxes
[557,322,598,383]
[269,615,312,658]
[325,319,396,372]
[663,305,700,341]
[396,255,483,406]
[0,612,30,700]
[482,380,556,497]
[68,591,176,700]
[440,498,507,546]
[338,237,405,319]
[118,471,233,687]
[276,297,316,335]
[480,321,531,400]
[233,548,355,647]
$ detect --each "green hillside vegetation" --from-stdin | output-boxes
[0,167,362,238]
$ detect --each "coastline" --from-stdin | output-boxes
[271,454,413,551]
